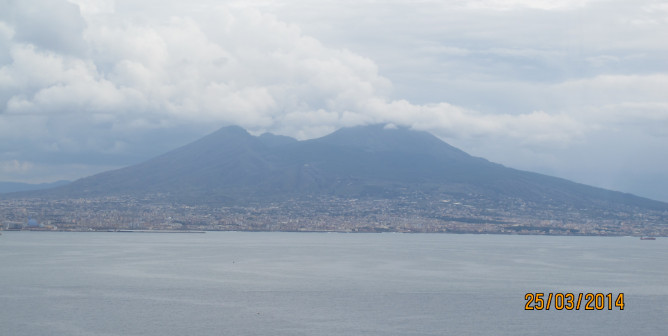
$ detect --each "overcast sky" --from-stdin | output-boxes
[1,0,667,201]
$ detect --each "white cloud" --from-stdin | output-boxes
[67,0,115,16]
[0,0,666,201]
[463,0,592,11]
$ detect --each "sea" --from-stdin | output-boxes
[0,231,666,336]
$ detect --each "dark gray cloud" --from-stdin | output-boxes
[0,0,87,55]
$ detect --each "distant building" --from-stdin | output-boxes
[22,218,57,231]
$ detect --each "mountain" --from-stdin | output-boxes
[6,124,667,235]
[30,124,666,209]
[0,180,70,194]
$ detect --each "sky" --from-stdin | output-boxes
[1,0,667,201]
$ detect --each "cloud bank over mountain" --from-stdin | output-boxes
[0,0,667,201]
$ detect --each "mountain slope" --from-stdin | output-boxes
[28,124,667,213]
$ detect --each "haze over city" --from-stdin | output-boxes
[1,0,667,201]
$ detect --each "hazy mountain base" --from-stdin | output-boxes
[0,180,70,194]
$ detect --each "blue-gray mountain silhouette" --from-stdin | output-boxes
[37,125,668,211]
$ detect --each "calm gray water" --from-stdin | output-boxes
[0,232,666,335]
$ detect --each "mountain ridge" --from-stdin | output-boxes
[23,124,667,209]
